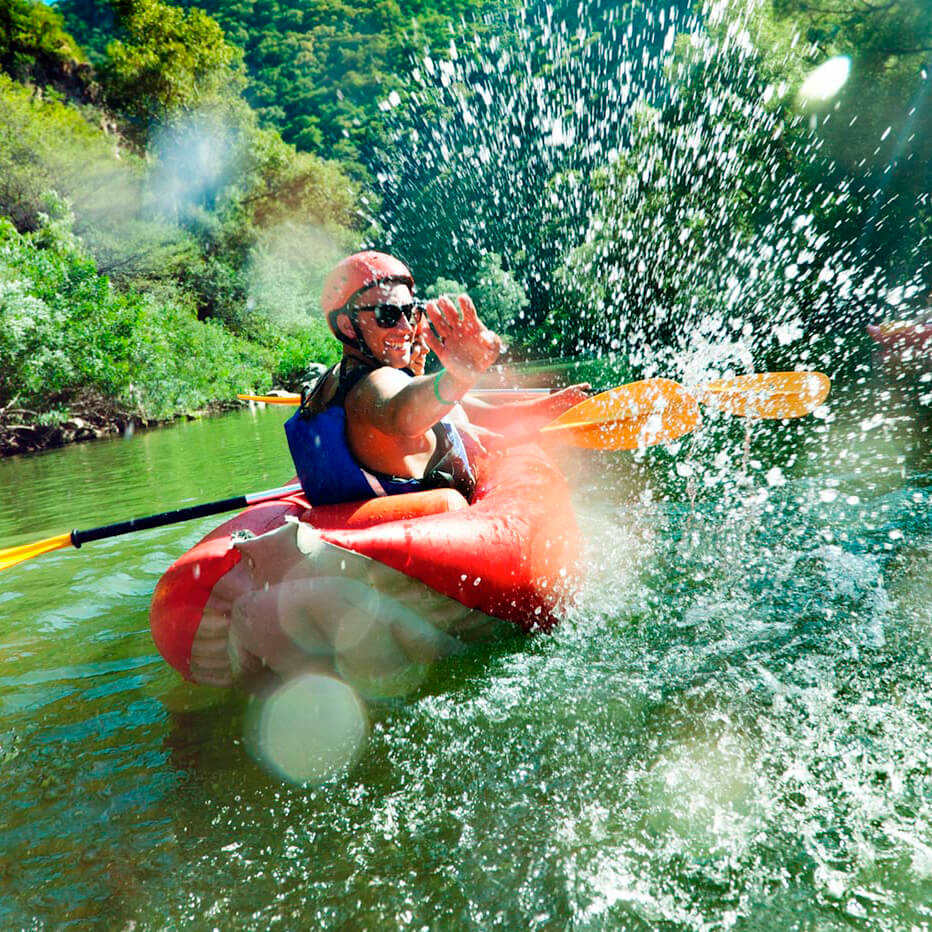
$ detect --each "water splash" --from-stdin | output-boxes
[799,55,851,104]
[374,0,925,383]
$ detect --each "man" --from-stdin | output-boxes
[285,250,588,505]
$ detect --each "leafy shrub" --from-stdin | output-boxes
[0,73,133,232]
[129,298,272,418]
[272,323,341,390]
[0,0,88,84]
[0,198,272,419]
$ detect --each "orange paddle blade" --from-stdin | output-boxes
[541,378,700,450]
[238,389,556,405]
[238,393,301,405]
[0,532,73,572]
[695,371,830,419]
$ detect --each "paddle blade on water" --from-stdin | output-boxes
[238,393,301,405]
[0,532,73,572]
[695,371,830,419]
[540,378,700,450]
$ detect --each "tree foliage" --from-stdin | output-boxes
[97,0,247,148]
[0,0,88,84]
[0,196,273,417]
[377,0,931,369]
[58,0,511,167]
[0,72,129,232]
[762,0,932,281]
[1,1,367,340]
[49,0,118,65]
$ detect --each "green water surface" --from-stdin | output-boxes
[1,392,931,930]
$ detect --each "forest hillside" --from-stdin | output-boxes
[2,0,930,452]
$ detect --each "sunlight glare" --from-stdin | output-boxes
[251,672,368,785]
[799,56,851,103]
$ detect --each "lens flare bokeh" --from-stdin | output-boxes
[246,671,368,786]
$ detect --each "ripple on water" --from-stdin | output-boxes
[1,403,930,928]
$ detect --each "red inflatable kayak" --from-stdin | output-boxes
[150,445,581,687]
[867,319,932,370]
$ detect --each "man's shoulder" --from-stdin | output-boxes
[348,364,411,398]
[343,365,414,427]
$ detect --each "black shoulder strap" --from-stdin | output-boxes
[331,359,375,407]
[298,363,340,418]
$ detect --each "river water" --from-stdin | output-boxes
[1,389,930,930]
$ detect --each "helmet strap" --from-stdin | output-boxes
[329,309,382,368]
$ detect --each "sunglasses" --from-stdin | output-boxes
[352,302,422,328]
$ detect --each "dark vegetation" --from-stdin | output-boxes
[2,0,930,452]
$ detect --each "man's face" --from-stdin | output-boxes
[347,282,419,368]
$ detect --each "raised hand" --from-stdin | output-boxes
[423,294,503,386]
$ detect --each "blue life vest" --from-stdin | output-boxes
[284,363,478,506]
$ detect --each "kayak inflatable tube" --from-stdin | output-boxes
[867,319,932,350]
[150,445,581,688]
[867,319,932,369]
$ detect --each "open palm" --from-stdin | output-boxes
[423,294,503,384]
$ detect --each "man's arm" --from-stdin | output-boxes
[460,384,591,440]
[347,366,469,438]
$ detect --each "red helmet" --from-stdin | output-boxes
[321,251,414,317]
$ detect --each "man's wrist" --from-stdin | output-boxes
[433,369,472,406]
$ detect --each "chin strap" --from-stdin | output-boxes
[328,309,383,368]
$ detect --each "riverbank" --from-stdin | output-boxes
[0,393,241,457]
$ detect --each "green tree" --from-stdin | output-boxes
[762,0,932,282]
[0,194,273,418]
[0,0,88,84]
[0,72,137,232]
[423,254,527,337]
[99,0,247,148]
[52,0,119,64]
[552,1,926,376]
[0,0,369,419]
[463,253,528,339]
[58,0,512,167]
[424,275,467,298]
